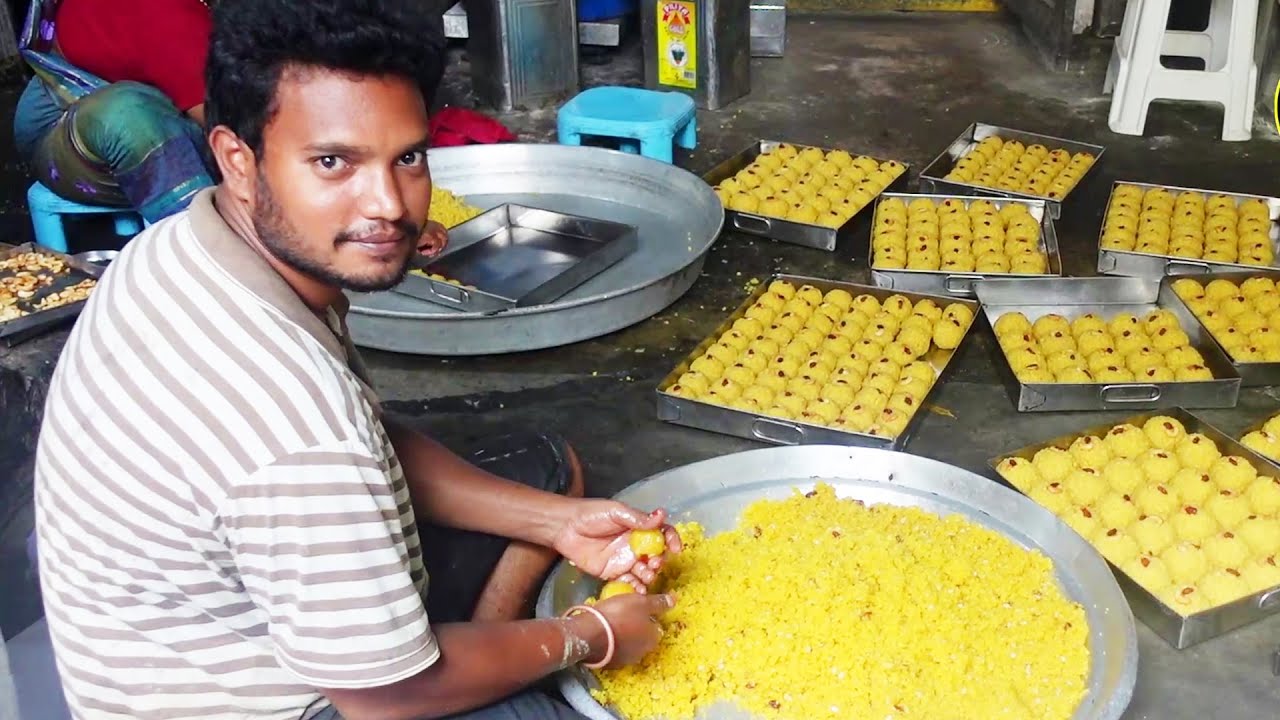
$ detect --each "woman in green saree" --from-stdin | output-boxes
[12,0,216,223]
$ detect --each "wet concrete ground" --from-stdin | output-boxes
[3,11,1280,717]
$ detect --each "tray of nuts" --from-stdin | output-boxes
[0,243,104,345]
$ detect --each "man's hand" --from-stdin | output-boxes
[551,500,682,589]
[589,592,675,668]
[419,220,448,257]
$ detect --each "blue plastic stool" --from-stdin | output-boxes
[557,87,697,164]
[26,182,144,253]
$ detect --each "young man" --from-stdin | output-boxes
[13,0,217,222]
[33,2,677,719]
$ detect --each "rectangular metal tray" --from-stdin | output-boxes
[655,273,979,450]
[1160,269,1280,387]
[1096,181,1280,279]
[917,122,1107,220]
[0,243,105,346]
[868,192,1063,298]
[702,139,910,252]
[989,407,1280,650]
[975,277,1242,412]
[393,203,637,313]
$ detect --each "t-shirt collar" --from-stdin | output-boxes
[186,187,352,368]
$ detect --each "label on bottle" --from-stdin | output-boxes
[656,0,696,90]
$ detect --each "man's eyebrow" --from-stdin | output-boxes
[302,134,432,156]
[302,142,369,155]
[398,134,433,154]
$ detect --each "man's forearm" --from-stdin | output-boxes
[385,417,574,546]
[323,615,605,720]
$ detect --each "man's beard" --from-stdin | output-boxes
[252,178,418,293]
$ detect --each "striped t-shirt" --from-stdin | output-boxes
[34,188,437,719]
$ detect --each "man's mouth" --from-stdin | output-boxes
[347,232,403,246]
[344,233,412,259]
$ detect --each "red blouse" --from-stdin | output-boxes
[54,0,213,111]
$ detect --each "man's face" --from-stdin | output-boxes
[251,68,431,293]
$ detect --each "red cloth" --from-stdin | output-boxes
[429,107,516,147]
[54,0,213,111]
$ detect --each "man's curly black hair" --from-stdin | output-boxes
[205,0,446,156]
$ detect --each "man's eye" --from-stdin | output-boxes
[398,151,425,167]
[317,156,344,170]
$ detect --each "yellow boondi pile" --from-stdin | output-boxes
[429,185,483,228]
[592,484,1089,720]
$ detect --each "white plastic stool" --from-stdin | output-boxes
[1104,0,1259,141]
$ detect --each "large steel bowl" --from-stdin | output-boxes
[535,445,1138,720]
[346,144,723,355]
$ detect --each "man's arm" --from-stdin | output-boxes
[322,592,674,720]
[322,615,605,720]
[230,443,668,720]
[383,416,575,547]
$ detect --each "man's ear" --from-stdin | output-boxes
[208,126,256,204]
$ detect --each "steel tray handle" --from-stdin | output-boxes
[750,417,804,446]
[871,272,895,289]
[429,282,470,305]
[943,275,977,295]
[1257,587,1280,611]
[732,213,773,236]
[1099,384,1162,404]
[1164,259,1212,276]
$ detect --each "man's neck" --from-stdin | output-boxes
[212,185,341,314]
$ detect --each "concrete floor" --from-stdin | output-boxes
[2,11,1280,718]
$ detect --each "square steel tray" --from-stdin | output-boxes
[655,273,979,450]
[1160,269,1280,387]
[1096,181,1280,279]
[975,277,1241,412]
[702,139,910,252]
[394,203,637,313]
[0,243,105,346]
[868,192,1063,299]
[917,122,1106,220]
[990,407,1280,650]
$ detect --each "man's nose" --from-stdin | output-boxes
[358,167,407,221]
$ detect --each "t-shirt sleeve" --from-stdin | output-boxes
[221,441,439,689]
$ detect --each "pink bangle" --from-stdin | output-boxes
[563,604,615,669]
